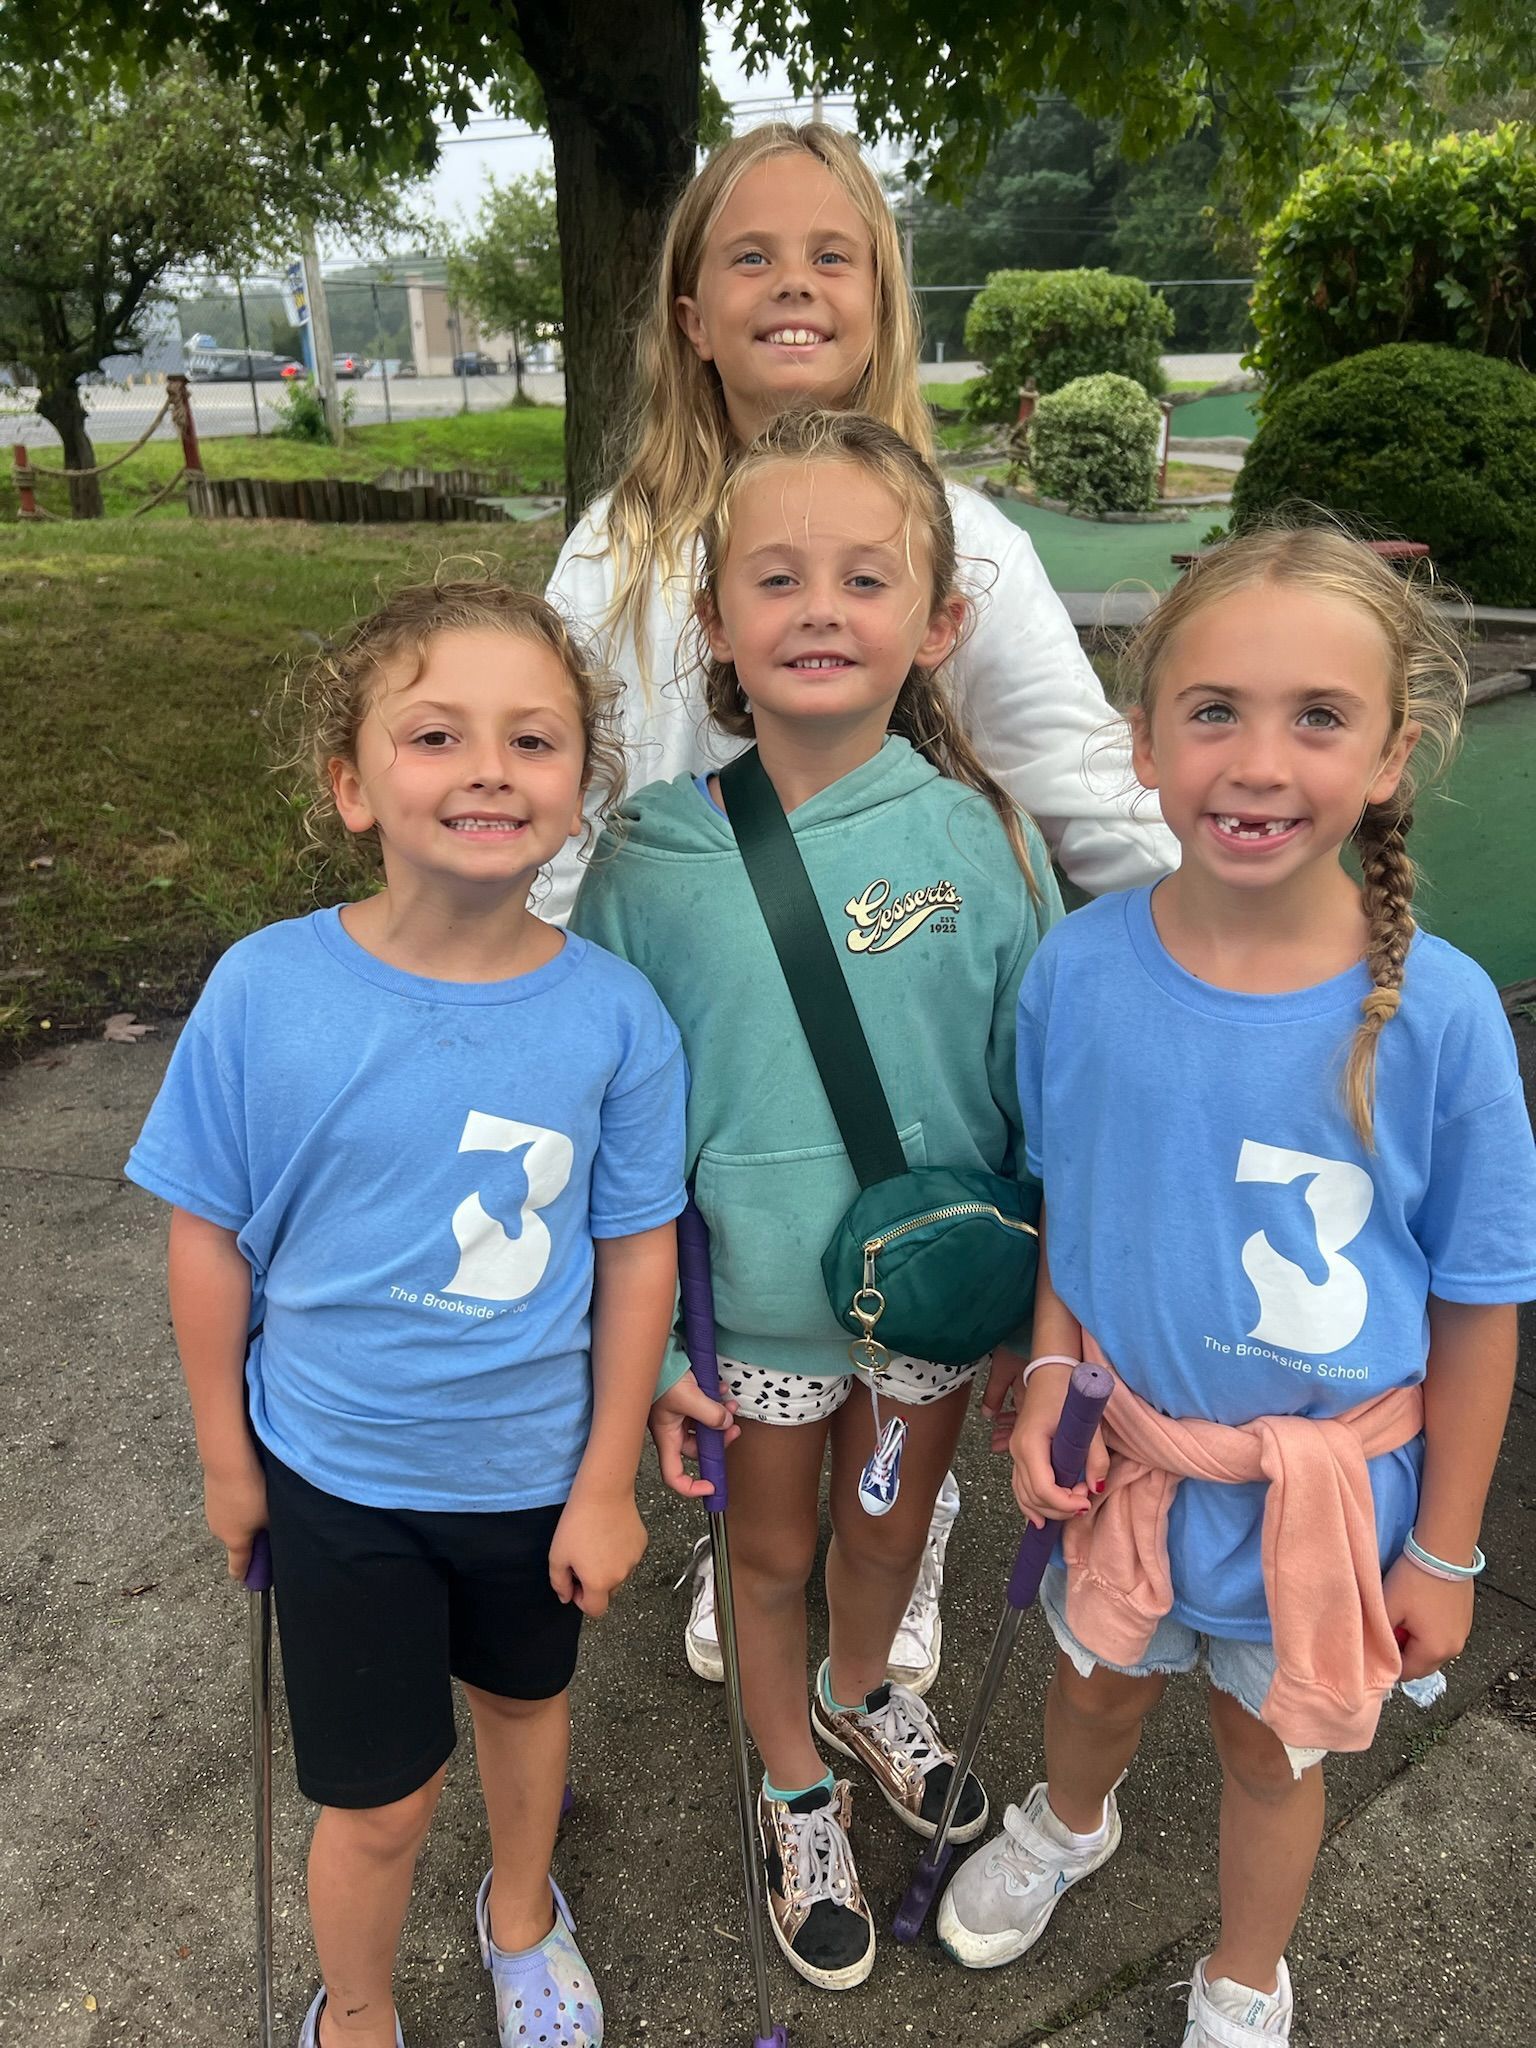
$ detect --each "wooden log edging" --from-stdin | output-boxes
[185,476,527,524]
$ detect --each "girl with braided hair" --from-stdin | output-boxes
[942,527,1536,2047]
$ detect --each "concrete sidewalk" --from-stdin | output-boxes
[1,1027,1532,2048]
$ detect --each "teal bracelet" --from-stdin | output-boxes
[1403,1529,1486,1581]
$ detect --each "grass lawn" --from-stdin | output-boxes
[2,405,568,522]
[921,378,981,411]
[0,517,562,1055]
[1162,459,1237,496]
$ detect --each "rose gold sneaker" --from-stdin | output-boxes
[811,1660,988,1841]
[757,1778,875,1991]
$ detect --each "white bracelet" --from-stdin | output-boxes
[1403,1529,1486,1581]
[1021,1353,1081,1391]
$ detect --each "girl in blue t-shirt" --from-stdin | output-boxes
[939,528,1536,2045]
[128,574,709,2048]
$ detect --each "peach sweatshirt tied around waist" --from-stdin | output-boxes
[1061,1336,1424,1753]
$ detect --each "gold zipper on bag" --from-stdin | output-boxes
[847,1203,1038,1376]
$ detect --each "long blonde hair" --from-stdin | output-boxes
[698,409,1039,893]
[600,122,933,677]
[1124,526,1467,1145]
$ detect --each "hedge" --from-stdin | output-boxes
[964,268,1173,423]
[1230,343,1536,606]
[1029,373,1163,517]
[1250,125,1536,399]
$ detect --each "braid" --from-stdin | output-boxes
[1343,800,1416,1145]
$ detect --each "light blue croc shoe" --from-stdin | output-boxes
[296,1987,405,2047]
[475,1870,603,2046]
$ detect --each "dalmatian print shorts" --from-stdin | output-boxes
[718,1353,980,1427]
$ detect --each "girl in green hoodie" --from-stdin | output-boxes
[572,410,1061,1992]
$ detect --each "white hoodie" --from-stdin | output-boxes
[544,479,1177,924]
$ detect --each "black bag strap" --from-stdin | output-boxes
[718,747,907,1189]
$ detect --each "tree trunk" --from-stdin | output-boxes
[513,328,527,402]
[35,377,104,519]
[516,0,702,523]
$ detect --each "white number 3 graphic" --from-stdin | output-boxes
[444,1110,574,1301]
[1236,1139,1374,1354]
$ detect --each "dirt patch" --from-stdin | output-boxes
[1488,1659,1536,1731]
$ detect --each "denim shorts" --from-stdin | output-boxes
[1040,1564,1445,1778]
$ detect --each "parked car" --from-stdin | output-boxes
[332,353,369,379]
[452,351,499,376]
[186,347,304,382]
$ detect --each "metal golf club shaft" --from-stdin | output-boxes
[243,1531,275,2048]
[924,1600,1027,1868]
[677,1198,787,2048]
[709,1519,785,2048]
[892,1363,1114,1942]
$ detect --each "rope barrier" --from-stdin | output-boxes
[130,465,191,516]
[19,395,172,480]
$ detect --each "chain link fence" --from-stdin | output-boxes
[0,270,1251,466]
[2,271,566,454]
[913,279,1256,370]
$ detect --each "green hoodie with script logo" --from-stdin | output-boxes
[571,737,1063,1386]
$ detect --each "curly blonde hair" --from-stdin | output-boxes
[697,409,1039,892]
[1123,525,1468,1145]
[282,562,625,867]
[596,121,932,683]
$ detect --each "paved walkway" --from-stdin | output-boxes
[1,1026,1532,2048]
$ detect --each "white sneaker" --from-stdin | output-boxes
[676,1533,723,1682]
[937,1780,1121,1969]
[678,1468,960,1691]
[1182,1956,1293,2044]
[888,1468,959,1696]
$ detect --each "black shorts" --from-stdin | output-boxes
[261,1448,582,1809]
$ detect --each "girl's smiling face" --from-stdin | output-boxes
[674,154,877,442]
[330,627,588,898]
[1131,581,1418,895]
[704,456,960,755]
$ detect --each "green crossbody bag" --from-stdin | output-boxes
[718,748,1041,1374]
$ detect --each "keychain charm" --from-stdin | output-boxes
[859,1410,908,1516]
[850,1308,905,1513]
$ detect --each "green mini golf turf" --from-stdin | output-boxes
[1170,390,1260,440]
[991,495,1230,592]
[1412,691,1536,988]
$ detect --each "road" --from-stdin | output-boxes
[1,371,568,448]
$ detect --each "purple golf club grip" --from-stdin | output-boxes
[677,1199,728,1510]
[1005,1363,1113,1609]
[242,1528,273,1593]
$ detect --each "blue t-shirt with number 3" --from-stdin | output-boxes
[1017,886,1536,1639]
[127,910,687,1512]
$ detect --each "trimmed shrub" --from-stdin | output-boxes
[1251,125,1536,399]
[964,269,1173,422]
[1029,373,1163,517]
[1231,343,1536,606]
